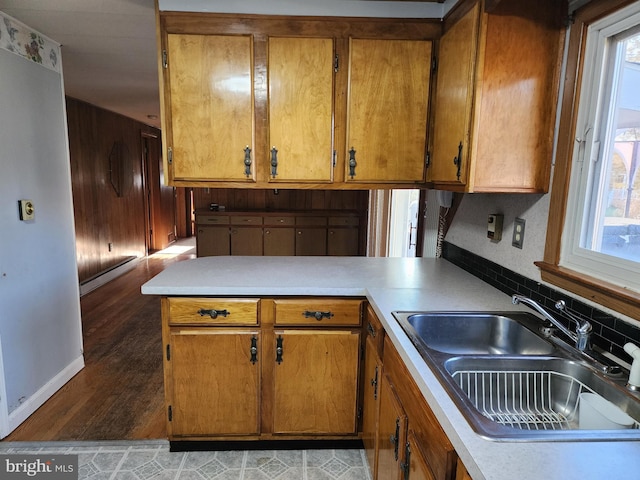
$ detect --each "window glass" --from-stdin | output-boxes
[561,4,640,292]
[584,30,640,262]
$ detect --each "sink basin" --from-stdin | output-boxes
[394,311,554,355]
[392,310,640,441]
[442,357,640,440]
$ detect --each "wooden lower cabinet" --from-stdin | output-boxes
[362,335,382,476]
[263,227,295,255]
[196,211,362,257]
[272,329,360,434]
[196,225,230,256]
[230,226,263,255]
[167,329,260,437]
[363,307,461,480]
[161,296,363,441]
[377,373,407,480]
[455,457,473,480]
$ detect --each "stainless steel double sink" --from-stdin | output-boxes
[392,311,640,441]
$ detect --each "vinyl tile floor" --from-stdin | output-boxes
[0,440,373,480]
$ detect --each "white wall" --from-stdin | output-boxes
[158,0,457,18]
[445,193,550,282]
[0,13,84,436]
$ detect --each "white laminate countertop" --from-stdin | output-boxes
[141,256,640,480]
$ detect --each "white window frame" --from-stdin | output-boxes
[560,2,640,293]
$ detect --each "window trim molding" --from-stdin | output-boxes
[538,0,640,320]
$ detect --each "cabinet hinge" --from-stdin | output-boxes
[332,150,337,168]
[168,147,173,165]
[166,344,170,361]
[334,54,339,73]
[425,151,431,169]
[168,405,172,422]
[432,56,437,74]
[162,50,168,69]
[357,406,363,420]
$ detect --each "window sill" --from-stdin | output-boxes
[536,261,640,321]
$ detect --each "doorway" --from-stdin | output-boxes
[142,133,177,252]
[368,189,425,257]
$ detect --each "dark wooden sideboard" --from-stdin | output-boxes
[195,210,365,257]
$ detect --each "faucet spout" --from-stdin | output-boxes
[511,294,592,352]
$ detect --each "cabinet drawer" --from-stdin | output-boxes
[273,298,362,326]
[296,216,327,226]
[365,304,385,356]
[265,216,295,226]
[230,216,262,225]
[196,215,230,225]
[167,297,260,325]
[328,216,359,226]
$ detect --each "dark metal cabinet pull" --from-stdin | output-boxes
[371,366,379,400]
[250,336,258,364]
[197,308,229,319]
[303,310,334,321]
[400,442,411,480]
[270,146,278,177]
[276,336,284,364]
[367,322,377,338]
[390,418,400,461]
[348,147,357,178]
[244,145,252,176]
[453,141,463,180]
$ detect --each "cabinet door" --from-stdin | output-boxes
[272,329,360,434]
[362,336,382,477]
[346,39,432,183]
[231,227,263,255]
[264,228,295,255]
[166,34,254,182]
[196,226,230,256]
[167,329,260,436]
[404,430,437,480]
[428,3,480,186]
[268,37,334,182]
[295,228,327,255]
[377,373,407,480]
[327,228,359,256]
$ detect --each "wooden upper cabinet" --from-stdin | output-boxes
[429,0,563,193]
[345,38,432,183]
[429,2,479,187]
[268,37,335,183]
[165,34,255,183]
[158,13,438,188]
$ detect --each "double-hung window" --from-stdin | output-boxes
[539,0,640,319]
[563,3,640,290]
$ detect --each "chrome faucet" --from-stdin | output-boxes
[512,294,592,352]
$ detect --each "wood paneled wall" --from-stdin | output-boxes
[193,188,369,213]
[67,97,160,283]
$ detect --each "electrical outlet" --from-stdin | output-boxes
[18,199,35,221]
[512,218,526,249]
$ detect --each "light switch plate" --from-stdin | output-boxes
[18,199,35,221]
[487,214,503,241]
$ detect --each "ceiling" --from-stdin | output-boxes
[0,0,452,131]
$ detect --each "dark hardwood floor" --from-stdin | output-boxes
[3,241,196,441]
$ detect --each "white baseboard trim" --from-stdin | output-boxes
[80,256,142,296]
[5,355,85,436]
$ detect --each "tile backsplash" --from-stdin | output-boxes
[442,241,640,362]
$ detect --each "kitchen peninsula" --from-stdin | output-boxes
[141,256,640,480]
